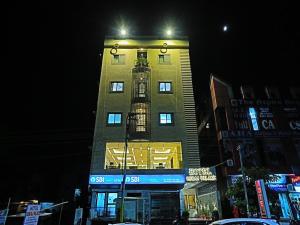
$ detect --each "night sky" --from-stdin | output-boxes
[3,1,300,203]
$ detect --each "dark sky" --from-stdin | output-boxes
[3,1,300,201]
[6,0,300,132]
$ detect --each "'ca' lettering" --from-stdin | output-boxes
[262,120,275,130]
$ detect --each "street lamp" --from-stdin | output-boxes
[237,144,250,217]
[119,112,135,222]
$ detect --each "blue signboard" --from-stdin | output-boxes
[89,174,185,185]
[268,184,287,192]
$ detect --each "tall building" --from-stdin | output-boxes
[209,74,300,220]
[88,37,200,224]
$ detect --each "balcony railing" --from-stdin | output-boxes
[127,112,150,140]
[135,57,148,67]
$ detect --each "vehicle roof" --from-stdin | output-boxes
[211,218,278,225]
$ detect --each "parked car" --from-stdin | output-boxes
[209,218,279,225]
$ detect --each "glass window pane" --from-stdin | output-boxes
[160,114,167,124]
[96,193,105,215]
[166,114,172,123]
[108,193,117,204]
[116,83,123,91]
[164,55,170,63]
[112,83,117,91]
[160,83,165,91]
[166,83,171,91]
[115,114,121,124]
[113,55,119,63]
[97,193,105,208]
[119,55,125,64]
[159,55,164,63]
[108,114,115,124]
[107,205,116,216]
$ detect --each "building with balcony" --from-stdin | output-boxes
[88,37,200,224]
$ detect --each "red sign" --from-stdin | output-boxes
[291,176,300,184]
[255,180,271,218]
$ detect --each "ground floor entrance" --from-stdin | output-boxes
[150,192,180,220]
[90,188,181,224]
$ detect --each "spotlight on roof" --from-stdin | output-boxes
[120,28,127,37]
[166,28,173,37]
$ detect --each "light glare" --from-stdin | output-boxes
[120,28,127,36]
[166,29,172,36]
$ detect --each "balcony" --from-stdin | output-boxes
[133,57,150,73]
[131,77,150,103]
[135,57,148,67]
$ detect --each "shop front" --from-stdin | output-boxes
[227,173,300,220]
[266,174,300,221]
[89,173,185,224]
[182,168,220,221]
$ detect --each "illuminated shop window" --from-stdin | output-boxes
[96,192,117,217]
[107,113,122,125]
[249,107,259,131]
[159,113,174,125]
[96,193,105,216]
[105,142,183,170]
[159,82,172,93]
[110,82,124,92]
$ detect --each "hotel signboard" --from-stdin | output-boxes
[186,168,216,182]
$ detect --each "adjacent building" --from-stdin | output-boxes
[88,37,201,224]
[209,74,300,220]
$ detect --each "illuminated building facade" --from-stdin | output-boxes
[88,37,200,223]
[209,74,300,220]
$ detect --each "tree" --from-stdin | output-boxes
[225,167,279,216]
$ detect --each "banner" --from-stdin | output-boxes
[0,209,8,225]
[23,204,41,225]
[255,180,271,218]
[74,208,83,225]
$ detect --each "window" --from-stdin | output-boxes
[158,54,170,64]
[107,113,122,125]
[110,82,124,92]
[96,192,117,217]
[105,142,183,170]
[96,193,105,216]
[159,113,174,125]
[159,82,172,93]
[112,54,125,64]
[138,82,146,97]
[135,107,147,132]
[107,193,118,216]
